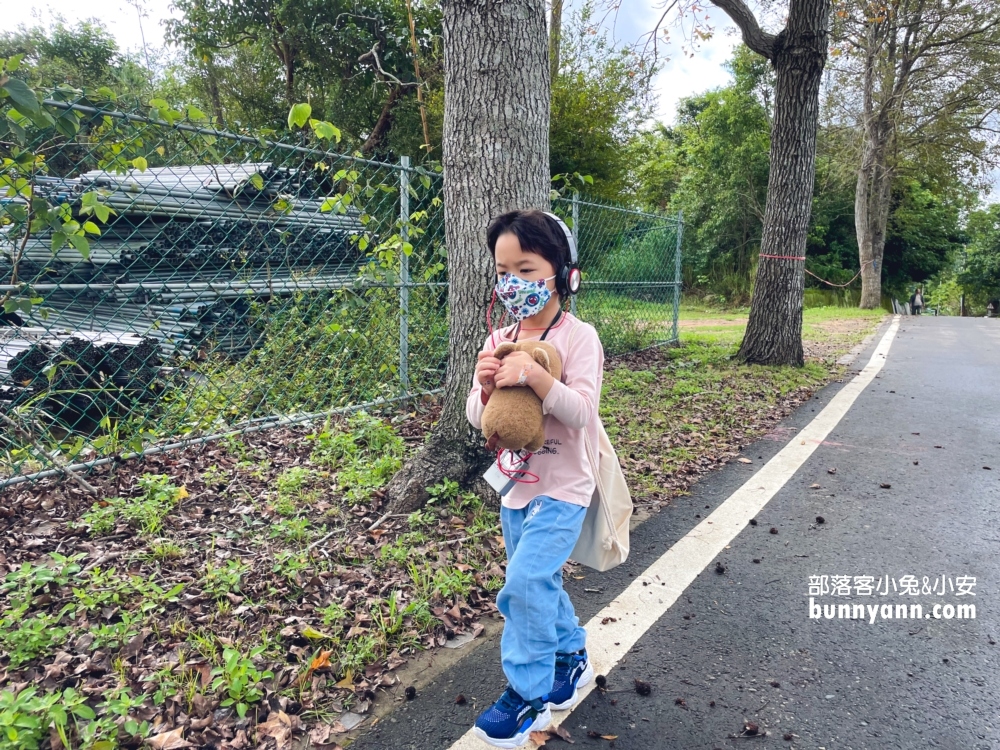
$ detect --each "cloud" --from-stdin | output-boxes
[570,0,741,123]
[6,0,178,52]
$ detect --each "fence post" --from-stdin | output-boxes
[571,193,580,316]
[673,210,683,343]
[399,156,411,393]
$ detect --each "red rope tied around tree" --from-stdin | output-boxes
[757,253,875,288]
[804,260,874,288]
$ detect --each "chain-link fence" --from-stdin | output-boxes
[1,101,680,488]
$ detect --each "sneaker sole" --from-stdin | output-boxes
[547,661,595,711]
[472,707,553,749]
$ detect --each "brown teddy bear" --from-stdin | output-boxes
[481,340,562,453]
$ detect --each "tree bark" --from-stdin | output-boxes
[855,118,893,308]
[385,0,551,512]
[713,0,831,366]
[550,0,563,81]
[203,57,226,125]
[360,84,404,156]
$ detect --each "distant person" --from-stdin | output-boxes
[910,288,924,315]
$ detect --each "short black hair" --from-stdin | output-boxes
[486,209,571,282]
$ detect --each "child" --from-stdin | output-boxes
[466,209,604,747]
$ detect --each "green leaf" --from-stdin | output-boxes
[249,173,264,191]
[68,233,91,259]
[51,231,67,252]
[28,108,55,129]
[72,704,96,720]
[288,102,312,130]
[2,78,40,115]
[7,53,24,72]
[54,114,80,139]
[309,119,341,142]
[131,156,148,172]
[82,221,101,235]
[186,105,207,121]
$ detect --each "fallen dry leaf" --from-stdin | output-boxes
[309,724,333,745]
[256,710,293,750]
[528,726,575,745]
[145,727,195,750]
[309,649,333,671]
[551,725,574,743]
[737,457,752,464]
[809,483,821,489]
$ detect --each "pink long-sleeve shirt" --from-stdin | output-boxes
[466,312,604,510]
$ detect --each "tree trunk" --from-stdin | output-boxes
[550,0,563,82]
[384,0,551,512]
[733,0,830,366]
[276,41,295,107]
[360,85,404,156]
[203,57,225,125]
[856,124,893,308]
[854,32,896,310]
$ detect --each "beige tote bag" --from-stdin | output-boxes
[570,419,632,571]
[563,315,632,570]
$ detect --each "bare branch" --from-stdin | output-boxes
[709,0,777,60]
[359,43,421,89]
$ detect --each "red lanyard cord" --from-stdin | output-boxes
[496,449,539,484]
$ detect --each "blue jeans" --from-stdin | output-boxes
[498,496,589,700]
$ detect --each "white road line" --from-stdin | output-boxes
[448,316,901,750]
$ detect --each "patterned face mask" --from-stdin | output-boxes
[495,273,556,321]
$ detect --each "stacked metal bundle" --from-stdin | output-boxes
[7,163,364,352]
[1,162,368,434]
[0,328,161,435]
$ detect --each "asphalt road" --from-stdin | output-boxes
[352,316,1000,750]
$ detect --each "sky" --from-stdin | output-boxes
[5,0,997,198]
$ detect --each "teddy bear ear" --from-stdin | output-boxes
[494,342,518,359]
[530,347,550,371]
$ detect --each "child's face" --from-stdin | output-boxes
[494,232,557,287]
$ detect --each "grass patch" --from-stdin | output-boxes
[79,474,187,536]
[602,304,886,501]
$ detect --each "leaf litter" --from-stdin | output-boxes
[0,316,880,747]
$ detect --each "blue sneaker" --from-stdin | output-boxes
[545,649,594,711]
[473,685,552,748]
